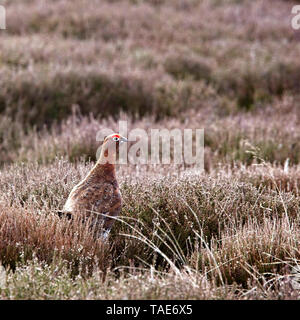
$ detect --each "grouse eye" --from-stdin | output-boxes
[113,137,119,142]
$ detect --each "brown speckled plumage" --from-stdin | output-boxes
[60,133,127,238]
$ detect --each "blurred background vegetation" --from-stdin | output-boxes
[0,0,299,166]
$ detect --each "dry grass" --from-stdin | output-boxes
[1,157,300,299]
[0,0,300,299]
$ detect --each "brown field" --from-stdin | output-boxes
[0,0,300,299]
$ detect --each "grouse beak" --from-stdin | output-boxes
[120,137,128,143]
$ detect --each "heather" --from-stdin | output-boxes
[1,160,300,299]
[0,0,299,125]
[0,0,300,300]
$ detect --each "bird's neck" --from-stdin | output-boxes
[90,147,117,179]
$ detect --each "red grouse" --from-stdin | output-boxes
[59,133,128,239]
